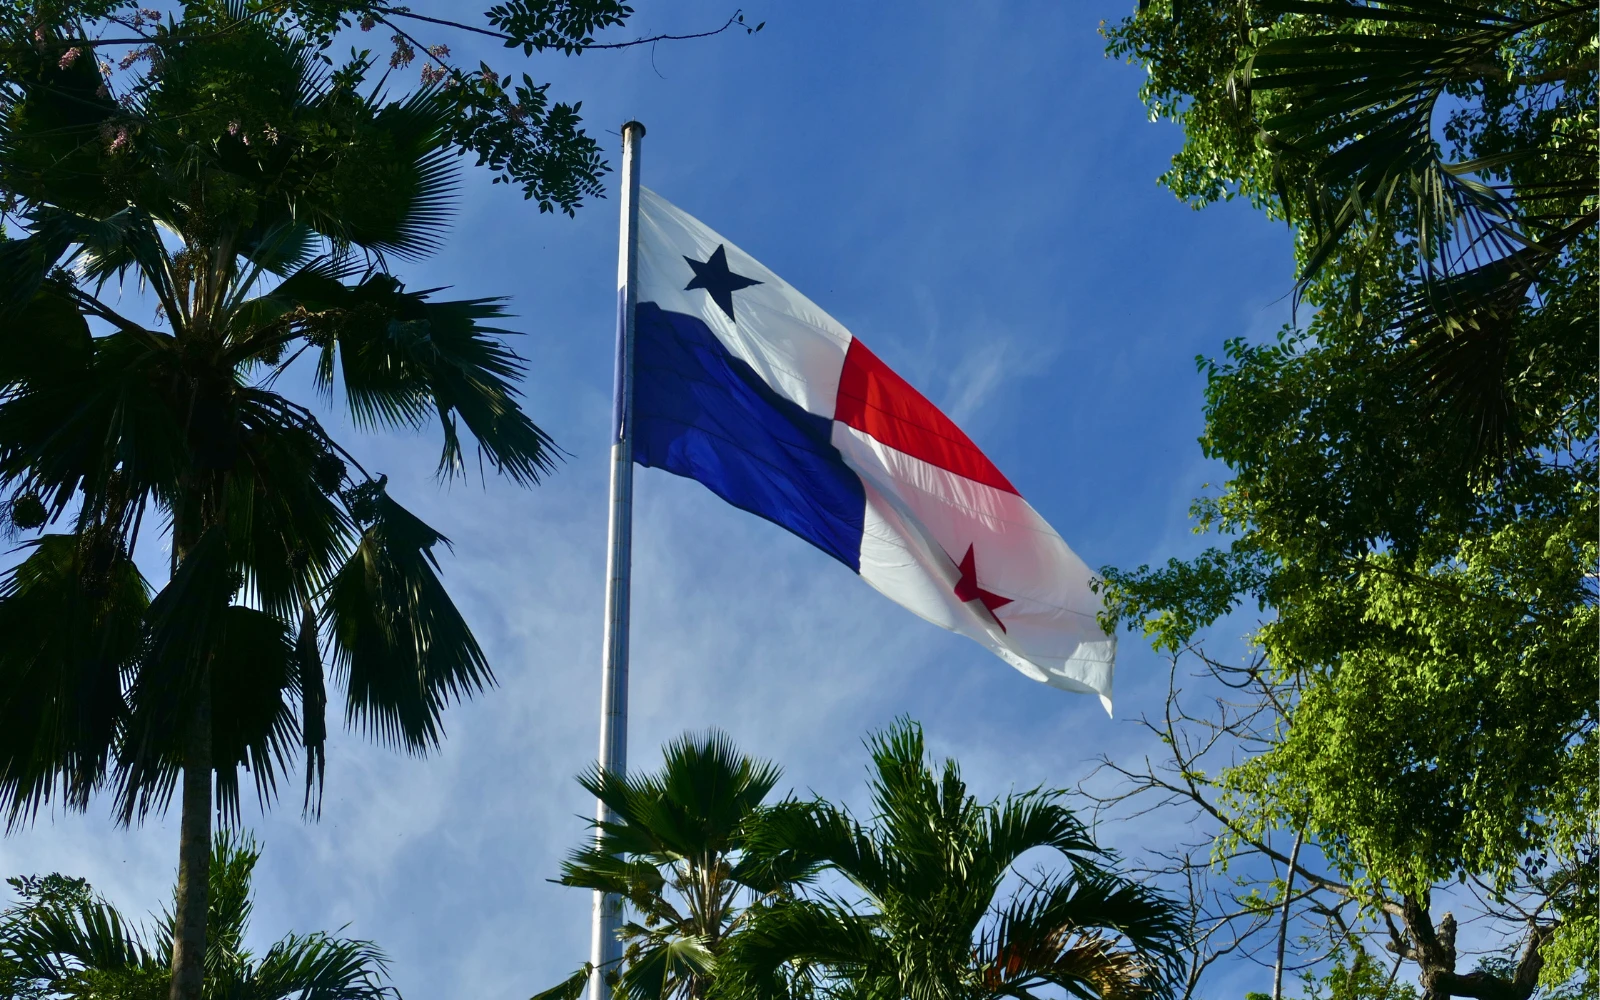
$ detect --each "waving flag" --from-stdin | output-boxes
[631,188,1116,710]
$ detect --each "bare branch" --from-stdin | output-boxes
[372,6,751,51]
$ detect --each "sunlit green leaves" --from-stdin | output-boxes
[1102,4,1596,990]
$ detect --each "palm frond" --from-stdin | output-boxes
[322,484,493,753]
[556,733,796,1000]
[978,873,1185,1000]
[226,257,359,363]
[295,603,328,817]
[329,85,460,260]
[747,801,883,900]
[1247,0,1591,292]
[531,965,593,1000]
[3,897,161,983]
[980,792,1102,879]
[1395,256,1529,467]
[615,936,716,1000]
[1392,209,1597,469]
[656,731,784,845]
[0,217,81,317]
[0,207,180,331]
[115,526,237,823]
[0,326,184,527]
[207,606,300,821]
[1248,24,1518,281]
[0,533,147,827]
[737,720,1186,1000]
[326,275,557,483]
[863,721,983,869]
[558,850,671,909]
[225,222,325,320]
[246,931,395,1000]
[201,831,261,967]
[582,731,783,863]
[725,901,887,999]
[61,208,182,318]
[4,831,395,1000]
[573,763,662,853]
[226,389,354,619]
[261,269,558,483]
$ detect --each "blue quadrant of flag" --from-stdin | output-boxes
[631,302,867,571]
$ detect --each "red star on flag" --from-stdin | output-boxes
[952,544,1012,631]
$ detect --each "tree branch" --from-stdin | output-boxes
[373,6,750,51]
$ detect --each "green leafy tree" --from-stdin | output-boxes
[0,6,562,1000]
[534,733,799,1000]
[726,721,1185,1000]
[1104,0,1593,467]
[1090,3,1596,1000]
[0,831,396,1000]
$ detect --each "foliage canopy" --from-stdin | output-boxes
[1096,2,1595,998]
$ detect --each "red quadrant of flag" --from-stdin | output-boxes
[833,339,1019,495]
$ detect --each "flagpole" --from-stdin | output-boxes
[590,119,644,1000]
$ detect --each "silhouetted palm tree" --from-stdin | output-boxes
[0,7,554,1000]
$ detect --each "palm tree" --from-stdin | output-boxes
[0,7,555,1000]
[726,721,1185,1000]
[535,733,801,1000]
[0,831,397,1000]
[1239,0,1596,466]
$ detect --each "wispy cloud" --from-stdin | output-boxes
[944,339,1010,425]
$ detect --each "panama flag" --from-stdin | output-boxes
[630,188,1117,710]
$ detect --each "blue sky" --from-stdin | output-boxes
[3,3,1302,997]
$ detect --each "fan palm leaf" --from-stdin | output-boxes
[323,487,492,753]
[0,533,147,826]
[537,733,791,1000]
[1248,0,1590,281]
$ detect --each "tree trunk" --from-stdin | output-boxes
[168,670,213,1000]
[1401,893,1551,1000]
[1271,829,1304,1000]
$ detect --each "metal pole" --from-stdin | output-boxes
[590,119,644,1000]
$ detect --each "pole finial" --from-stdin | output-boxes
[621,120,646,137]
